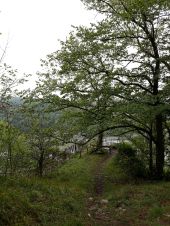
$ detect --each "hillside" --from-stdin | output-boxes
[0,154,170,226]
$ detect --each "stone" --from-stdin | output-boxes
[100,199,109,204]
[89,205,97,211]
[118,207,126,212]
[96,209,103,214]
[164,214,170,217]
[88,197,94,201]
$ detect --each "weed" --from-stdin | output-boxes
[149,205,164,220]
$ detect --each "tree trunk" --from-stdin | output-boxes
[78,145,82,158]
[155,114,165,179]
[149,133,153,176]
[38,151,44,177]
[96,132,103,151]
[8,142,13,175]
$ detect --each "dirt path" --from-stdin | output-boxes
[86,153,115,226]
[86,152,130,226]
[93,154,111,195]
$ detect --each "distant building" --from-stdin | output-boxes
[59,143,81,155]
[103,136,129,146]
[64,144,79,154]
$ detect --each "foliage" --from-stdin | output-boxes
[21,103,60,176]
[0,154,100,226]
[0,154,169,225]
[102,155,170,225]
[33,0,170,179]
[0,64,25,102]
[0,120,30,175]
[115,143,147,178]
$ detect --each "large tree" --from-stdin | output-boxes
[35,0,170,179]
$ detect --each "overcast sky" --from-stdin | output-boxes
[0,0,97,76]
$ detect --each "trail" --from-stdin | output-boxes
[93,154,111,196]
[86,153,116,226]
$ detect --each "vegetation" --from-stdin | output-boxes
[0,155,99,226]
[0,0,170,225]
[0,154,169,225]
[103,155,170,226]
[33,0,170,179]
[115,142,147,178]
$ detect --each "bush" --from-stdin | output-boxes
[164,169,170,181]
[115,143,146,178]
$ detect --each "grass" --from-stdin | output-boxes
[102,156,170,226]
[0,153,170,226]
[0,154,100,226]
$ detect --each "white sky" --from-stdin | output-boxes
[0,0,97,77]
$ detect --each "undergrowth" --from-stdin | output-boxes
[0,154,170,226]
[103,155,170,226]
[0,155,100,226]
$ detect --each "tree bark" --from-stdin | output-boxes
[38,151,44,177]
[96,132,103,151]
[149,132,153,176]
[155,114,165,179]
[8,142,13,175]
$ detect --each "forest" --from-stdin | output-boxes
[0,0,170,225]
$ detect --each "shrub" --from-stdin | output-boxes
[115,143,146,178]
[148,205,164,220]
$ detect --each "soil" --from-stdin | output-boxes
[86,152,121,226]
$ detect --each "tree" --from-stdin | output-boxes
[34,0,170,179]
[34,26,123,150]
[0,64,27,175]
[79,0,170,179]
[0,120,29,176]
[21,103,60,177]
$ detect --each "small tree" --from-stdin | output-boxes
[0,64,26,175]
[22,103,59,176]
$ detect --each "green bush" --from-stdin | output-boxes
[115,143,146,178]
[148,205,164,220]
